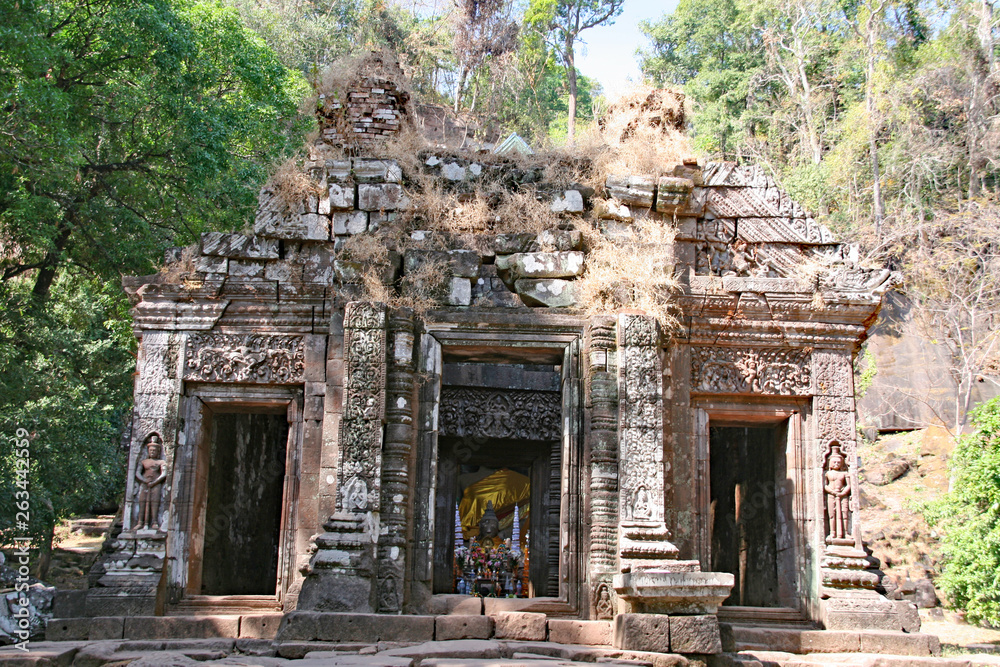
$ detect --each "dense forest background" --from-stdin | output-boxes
[0,0,997,587]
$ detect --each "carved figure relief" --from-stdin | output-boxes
[379,574,400,612]
[691,347,811,395]
[135,433,168,530]
[439,387,560,441]
[595,583,614,620]
[824,442,853,545]
[339,302,388,514]
[618,315,665,525]
[184,333,305,383]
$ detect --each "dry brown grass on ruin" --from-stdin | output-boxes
[266,157,325,210]
[575,220,681,330]
[593,86,694,179]
[157,246,196,282]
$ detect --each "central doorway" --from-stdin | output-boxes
[434,436,561,596]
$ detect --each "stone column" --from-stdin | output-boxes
[299,301,388,612]
[813,348,899,630]
[615,314,681,571]
[377,308,416,612]
[86,331,180,616]
[587,317,619,618]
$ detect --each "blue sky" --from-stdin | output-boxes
[575,0,680,100]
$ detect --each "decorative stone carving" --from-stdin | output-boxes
[135,433,168,530]
[617,314,679,568]
[340,302,387,505]
[343,476,369,511]
[439,387,561,441]
[825,441,853,545]
[595,582,614,620]
[184,333,305,383]
[813,349,853,397]
[588,318,619,588]
[691,347,812,395]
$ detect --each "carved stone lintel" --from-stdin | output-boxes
[439,387,560,441]
[184,333,306,383]
[691,346,812,395]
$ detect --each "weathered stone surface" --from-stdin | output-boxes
[195,255,228,274]
[823,593,903,632]
[655,176,694,213]
[536,229,583,251]
[668,615,721,654]
[613,571,734,615]
[896,601,921,633]
[326,159,352,182]
[234,638,279,656]
[613,613,669,653]
[122,616,240,640]
[494,233,537,255]
[434,615,494,641]
[424,595,485,617]
[328,183,356,210]
[380,639,503,661]
[298,653,414,666]
[606,175,655,208]
[353,159,402,183]
[228,260,265,279]
[504,252,584,279]
[90,617,126,640]
[201,233,279,259]
[239,614,284,639]
[492,612,547,641]
[595,199,633,221]
[551,190,584,213]
[546,620,612,646]
[445,277,472,306]
[446,250,481,278]
[334,211,369,235]
[472,265,522,308]
[256,209,331,240]
[864,459,910,485]
[404,249,481,279]
[357,184,409,211]
[276,612,435,643]
[441,162,466,181]
[858,630,936,656]
[45,618,90,641]
[514,279,578,307]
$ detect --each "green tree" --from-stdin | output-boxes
[0,0,309,301]
[926,397,1000,625]
[525,0,623,145]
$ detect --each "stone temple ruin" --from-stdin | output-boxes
[51,60,942,660]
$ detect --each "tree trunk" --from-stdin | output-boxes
[566,40,577,146]
[454,65,470,113]
[32,220,73,302]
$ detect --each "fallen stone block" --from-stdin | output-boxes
[506,252,584,279]
[434,615,493,641]
[201,233,279,259]
[655,176,694,214]
[606,175,655,208]
[551,190,584,213]
[445,277,472,306]
[492,612,547,641]
[234,638,278,656]
[514,279,578,308]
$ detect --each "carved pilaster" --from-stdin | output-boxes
[300,301,388,612]
[377,308,416,612]
[617,314,680,571]
[587,318,619,614]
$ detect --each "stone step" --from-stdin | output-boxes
[723,624,941,656]
[168,595,282,616]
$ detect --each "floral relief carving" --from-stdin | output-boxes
[439,387,561,441]
[691,346,812,395]
[183,333,305,383]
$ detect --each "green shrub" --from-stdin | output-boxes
[925,398,1000,625]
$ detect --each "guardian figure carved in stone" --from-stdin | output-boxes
[136,433,167,530]
[824,442,852,542]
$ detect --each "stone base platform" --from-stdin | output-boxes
[6,638,1000,667]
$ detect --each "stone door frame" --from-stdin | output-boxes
[410,315,586,614]
[692,396,813,623]
[167,383,304,606]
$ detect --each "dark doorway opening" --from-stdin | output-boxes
[202,412,288,595]
[434,437,560,597]
[710,424,785,607]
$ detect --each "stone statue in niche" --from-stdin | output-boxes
[344,476,368,512]
[479,501,500,549]
[595,583,614,620]
[824,442,852,543]
[379,575,399,611]
[136,433,168,530]
[633,486,651,520]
